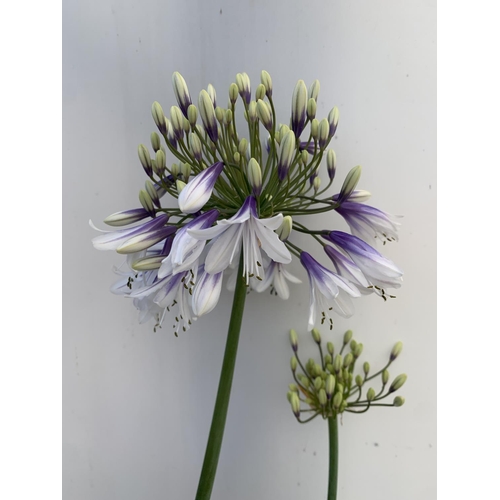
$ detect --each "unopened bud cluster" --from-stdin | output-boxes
[287,328,407,422]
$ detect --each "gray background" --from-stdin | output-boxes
[63,0,436,498]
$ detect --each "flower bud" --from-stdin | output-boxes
[255,83,266,101]
[248,101,257,122]
[307,98,317,120]
[189,132,202,160]
[198,90,218,143]
[214,106,224,124]
[327,342,334,355]
[278,130,296,181]
[224,109,232,125]
[382,369,390,385]
[257,99,273,131]
[229,83,239,104]
[313,176,321,193]
[207,83,217,108]
[355,375,363,387]
[311,328,321,344]
[308,79,320,101]
[297,373,309,387]
[153,150,166,176]
[187,104,198,126]
[183,117,191,133]
[233,152,241,163]
[363,362,370,375]
[343,353,353,368]
[366,388,376,402]
[333,392,343,409]
[326,374,335,398]
[172,72,192,116]
[289,383,299,393]
[319,389,327,406]
[151,101,167,134]
[326,150,336,180]
[139,189,154,215]
[291,80,307,138]
[314,376,323,391]
[176,179,186,193]
[338,165,362,204]
[261,70,273,97]
[131,255,165,271]
[389,374,407,393]
[290,392,301,418]
[343,330,353,344]
[393,396,405,407]
[318,118,330,149]
[390,341,403,361]
[277,216,293,241]
[236,72,251,104]
[103,208,149,227]
[328,106,340,137]
[181,162,191,181]
[145,179,160,207]
[246,158,262,196]
[333,354,342,373]
[310,118,319,139]
[290,356,298,372]
[353,343,363,359]
[171,163,179,178]
[150,132,161,152]
[314,363,323,377]
[326,363,334,373]
[290,329,298,351]
[286,391,293,403]
[324,354,332,365]
[138,144,153,177]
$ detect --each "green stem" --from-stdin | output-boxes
[327,416,339,500]
[195,255,247,500]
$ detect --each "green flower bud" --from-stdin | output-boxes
[389,374,407,393]
[145,179,160,207]
[279,124,291,138]
[233,152,241,163]
[311,328,321,344]
[170,106,185,137]
[333,354,342,373]
[246,158,262,196]
[390,341,403,361]
[286,391,293,403]
[308,79,320,101]
[307,98,317,120]
[289,383,299,393]
[350,339,358,351]
[138,144,152,177]
[324,354,332,365]
[314,376,323,391]
[189,132,202,160]
[289,329,298,352]
[343,353,353,368]
[248,101,257,122]
[290,356,298,372]
[326,363,334,373]
[224,109,232,125]
[319,389,327,406]
[229,83,239,104]
[198,90,218,143]
[291,80,307,137]
[297,373,310,387]
[338,165,362,203]
[181,162,191,181]
[183,117,190,133]
[343,330,353,344]
[318,118,329,149]
[215,106,224,123]
[151,132,161,152]
[175,179,186,193]
[260,70,273,97]
[255,83,266,101]
[313,176,321,193]
[354,343,364,359]
[336,383,344,395]
[257,99,273,131]
[139,189,154,214]
[355,375,363,387]
[328,106,340,137]
[340,400,348,412]
[314,363,323,377]
[277,216,293,242]
[290,392,301,417]
[310,118,319,140]
[326,374,335,398]
[327,342,334,355]
[206,83,217,107]
[301,149,309,165]
[151,101,167,134]
[236,72,251,102]
[366,388,376,402]
[382,370,390,385]
[131,255,165,271]
[187,104,198,126]
[171,163,179,178]
[393,396,405,407]
[333,392,343,409]
[154,149,166,176]
[363,362,370,375]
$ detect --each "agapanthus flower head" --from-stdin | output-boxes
[92,70,403,333]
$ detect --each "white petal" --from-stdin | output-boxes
[193,271,223,316]
[253,220,292,264]
[204,224,243,274]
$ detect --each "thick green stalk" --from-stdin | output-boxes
[327,416,339,500]
[195,255,247,500]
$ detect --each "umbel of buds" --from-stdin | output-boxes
[286,328,407,422]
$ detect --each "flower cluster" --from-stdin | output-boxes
[287,328,406,422]
[92,71,403,334]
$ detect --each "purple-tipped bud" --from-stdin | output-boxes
[172,72,192,117]
[278,130,296,181]
[198,90,219,143]
[207,83,217,108]
[328,107,340,138]
[236,72,251,104]
[291,80,307,138]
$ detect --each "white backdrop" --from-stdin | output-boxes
[63,0,436,498]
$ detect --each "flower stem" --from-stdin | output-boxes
[327,416,339,500]
[195,255,247,500]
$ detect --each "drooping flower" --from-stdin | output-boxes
[188,196,292,283]
[254,260,301,300]
[324,231,403,290]
[178,162,224,214]
[300,251,361,331]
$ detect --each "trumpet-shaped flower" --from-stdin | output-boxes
[178,162,224,214]
[188,196,292,283]
[300,251,361,331]
[254,260,301,300]
[324,231,403,289]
